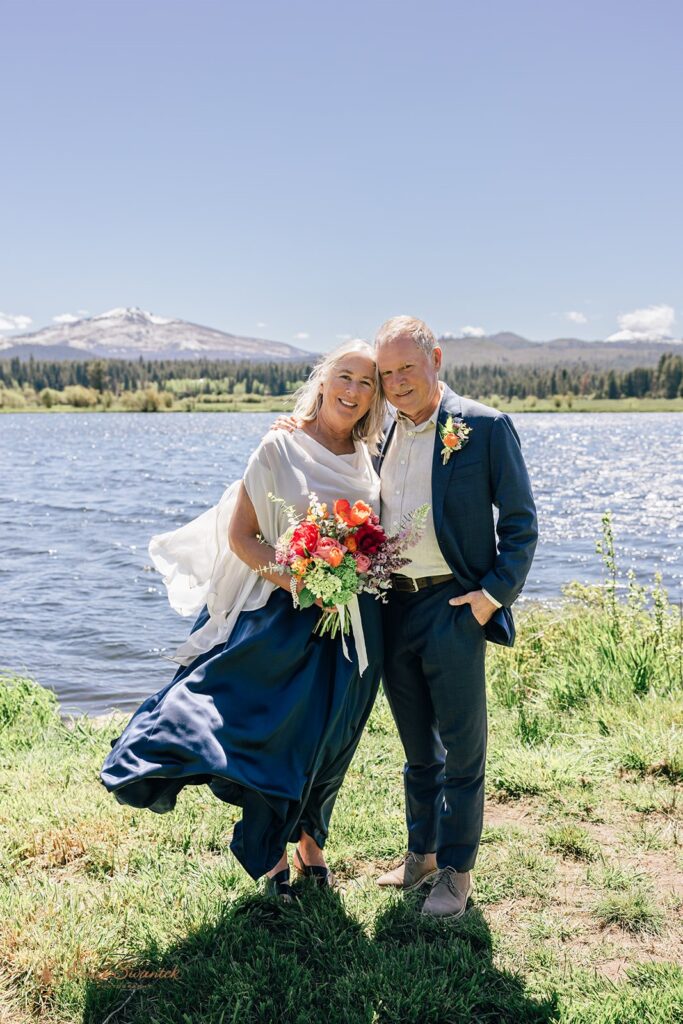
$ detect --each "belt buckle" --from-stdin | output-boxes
[409,577,420,592]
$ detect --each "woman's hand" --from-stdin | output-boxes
[270,415,302,433]
[292,574,334,611]
[290,573,339,610]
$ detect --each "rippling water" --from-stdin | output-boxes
[1,412,681,715]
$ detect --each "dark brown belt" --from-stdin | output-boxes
[390,572,455,593]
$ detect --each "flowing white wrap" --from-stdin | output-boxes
[149,429,381,670]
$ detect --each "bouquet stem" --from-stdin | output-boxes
[313,606,349,640]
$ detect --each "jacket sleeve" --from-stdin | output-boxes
[479,413,538,607]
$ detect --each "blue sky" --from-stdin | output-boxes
[1,0,681,352]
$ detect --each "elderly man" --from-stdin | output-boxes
[374,315,537,919]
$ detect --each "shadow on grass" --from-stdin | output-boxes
[82,883,558,1024]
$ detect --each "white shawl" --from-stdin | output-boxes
[149,429,380,666]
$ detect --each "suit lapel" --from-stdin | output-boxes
[431,387,463,537]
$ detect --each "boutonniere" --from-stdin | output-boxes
[439,415,472,465]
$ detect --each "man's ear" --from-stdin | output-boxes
[432,346,443,372]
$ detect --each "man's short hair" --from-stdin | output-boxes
[374,315,437,357]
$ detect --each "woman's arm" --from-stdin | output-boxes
[228,482,292,592]
[229,481,328,610]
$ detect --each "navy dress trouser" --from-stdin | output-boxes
[381,578,488,872]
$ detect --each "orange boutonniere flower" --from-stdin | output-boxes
[439,415,472,465]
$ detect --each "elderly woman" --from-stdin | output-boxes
[100,340,385,899]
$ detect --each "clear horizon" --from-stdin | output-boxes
[1,0,681,353]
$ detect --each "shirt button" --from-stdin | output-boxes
[400,460,406,465]
[407,431,415,437]
[395,489,400,494]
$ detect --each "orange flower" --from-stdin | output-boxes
[443,433,459,449]
[349,500,372,525]
[291,556,310,576]
[345,534,358,552]
[326,548,343,568]
[335,498,374,527]
[333,499,354,525]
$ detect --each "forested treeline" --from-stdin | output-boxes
[1,352,682,400]
[0,356,309,397]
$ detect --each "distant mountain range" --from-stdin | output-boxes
[437,331,680,370]
[0,308,679,368]
[0,307,313,362]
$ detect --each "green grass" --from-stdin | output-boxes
[480,395,683,413]
[0,393,297,414]
[3,393,683,414]
[0,525,681,1022]
[545,825,598,862]
[593,887,665,935]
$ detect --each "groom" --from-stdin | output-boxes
[373,316,537,919]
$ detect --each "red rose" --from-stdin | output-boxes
[355,521,387,554]
[290,521,320,557]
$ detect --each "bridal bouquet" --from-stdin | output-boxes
[265,492,428,669]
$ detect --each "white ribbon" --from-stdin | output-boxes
[334,595,368,676]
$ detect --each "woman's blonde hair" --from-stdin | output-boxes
[292,339,385,454]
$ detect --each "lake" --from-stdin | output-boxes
[1,411,681,715]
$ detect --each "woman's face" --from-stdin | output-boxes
[319,352,378,430]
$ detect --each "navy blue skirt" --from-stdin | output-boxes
[100,588,383,879]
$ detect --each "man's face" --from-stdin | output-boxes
[375,333,442,423]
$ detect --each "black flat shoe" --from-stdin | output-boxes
[294,848,335,888]
[264,867,297,903]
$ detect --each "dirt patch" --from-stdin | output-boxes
[485,799,537,829]
[477,798,682,979]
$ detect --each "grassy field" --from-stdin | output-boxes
[1,524,681,1022]
[2,393,683,414]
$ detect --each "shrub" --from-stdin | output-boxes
[63,385,98,407]
[121,387,172,412]
[0,387,27,409]
[39,387,61,408]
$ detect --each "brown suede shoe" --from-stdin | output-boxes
[376,852,438,892]
[421,868,473,919]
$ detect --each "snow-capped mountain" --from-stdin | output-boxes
[1,309,678,368]
[0,307,314,362]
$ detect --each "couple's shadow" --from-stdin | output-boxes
[83,883,558,1023]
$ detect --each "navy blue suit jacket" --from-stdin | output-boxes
[375,384,538,647]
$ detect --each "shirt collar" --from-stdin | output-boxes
[391,383,444,432]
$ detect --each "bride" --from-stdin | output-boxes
[100,340,386,900]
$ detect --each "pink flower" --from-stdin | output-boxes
[314,537,345,567]
[354,553,372,573]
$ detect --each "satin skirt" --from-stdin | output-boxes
[100,588,383,879]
